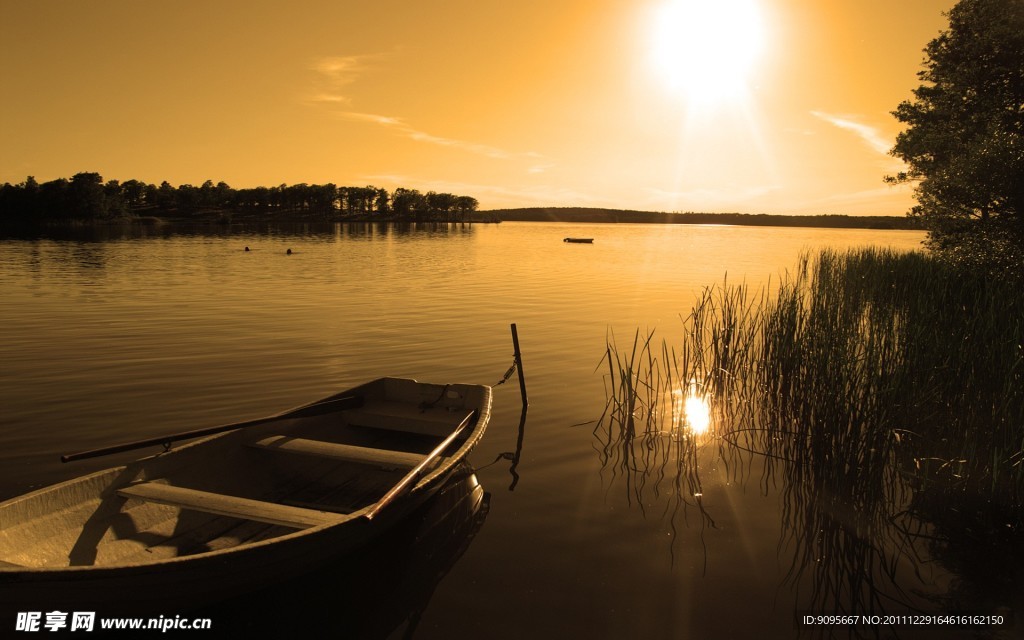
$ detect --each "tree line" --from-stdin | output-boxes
[0,173,480,223]
[490,207,925,230]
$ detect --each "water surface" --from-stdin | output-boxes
[4,222,1001,638]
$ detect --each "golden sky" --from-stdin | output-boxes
[0,0,955,215]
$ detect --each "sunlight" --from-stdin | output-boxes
[684,391,711,435]
[650,0,765,108]
[671,378,712,436]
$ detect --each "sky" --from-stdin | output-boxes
[0,0,957,215]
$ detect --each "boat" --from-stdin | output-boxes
[0,377,491,615]
[563,237,594,243]
[209,462,489,636]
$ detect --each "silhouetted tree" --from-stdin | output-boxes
[0,173,483,224]
[175,184,201,212]
[888,0,1024,274]
[455,195,479,220]
[121,179,148,207]
[103,179,128,217]
[391,188,428,220]
[374,187,390,216]
[156,181,176,210]
[426,191,459,219]
[69,173,108,218]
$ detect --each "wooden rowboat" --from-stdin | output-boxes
[563,237,594,243]
[0,377,491,614]
[210,463,489,636]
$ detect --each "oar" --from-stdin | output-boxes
[365,409,477,520]
[61,394,364,463]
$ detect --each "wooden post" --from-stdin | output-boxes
[511,323,528,408]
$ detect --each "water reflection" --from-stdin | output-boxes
[595,334,716,538]
[505,406,529,491]
[674,378,711,437]
[596,328,984,637]
[0,220,482,242]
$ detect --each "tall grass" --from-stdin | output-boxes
[596,247,1023,613]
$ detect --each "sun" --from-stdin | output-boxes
[650,0,765,107]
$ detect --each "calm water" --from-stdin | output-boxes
[3,221,1006,638]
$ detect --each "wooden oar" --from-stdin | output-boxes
[61,394,364,463]
[365,410,477,520]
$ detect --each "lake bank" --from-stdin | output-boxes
[487,206,925,229]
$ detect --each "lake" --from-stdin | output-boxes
[3,221,1007,638]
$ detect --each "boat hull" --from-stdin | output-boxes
[0,377,491,615]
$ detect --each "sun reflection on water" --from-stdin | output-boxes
[672,378,712,437]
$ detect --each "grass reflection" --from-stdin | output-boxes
[597,248,1023,627]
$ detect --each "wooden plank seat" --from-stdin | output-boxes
[116,482,344,530]
[249,436,432,470]
[342,404,470,436]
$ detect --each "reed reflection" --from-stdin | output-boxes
[597,330,937,632]
[595,330,717,543]
[596,250,1023,634]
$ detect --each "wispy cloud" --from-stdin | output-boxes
[810,111,892,155]
[314,56,366,84]
[335,110,542,162]
[337,111,405,127]
[306,55,542,163]
[306,54,383,106]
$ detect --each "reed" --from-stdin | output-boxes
[597,247,1023,613]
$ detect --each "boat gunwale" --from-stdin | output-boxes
[0,378,492,574]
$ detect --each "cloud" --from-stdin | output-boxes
[306,54,541,163]
[313,55,369,86]
[810,111,893,155]
[338,111,405,127]
[336,110,540,162]
[405,129,511,160]
[306,54,383,105]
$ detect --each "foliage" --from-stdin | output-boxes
[0,173,479,223]
[888,0,1024,274]
[601,248,1024,613]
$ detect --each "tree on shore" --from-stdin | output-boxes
[888,0,1024,275]
[0,174,480,223]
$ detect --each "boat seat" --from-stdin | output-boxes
[116,482,346,529]
[249,436,431,470]
[343,404,474,436]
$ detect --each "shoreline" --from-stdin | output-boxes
[0,206,923,232]
[485,207,924,230]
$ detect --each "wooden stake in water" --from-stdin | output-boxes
[511,323,528,408]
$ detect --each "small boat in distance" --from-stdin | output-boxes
[563,237,594,243]
[0,377,491,614]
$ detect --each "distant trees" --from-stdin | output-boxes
[0,173,479,223]
[888,0,1024,275]
[0,172,130,221]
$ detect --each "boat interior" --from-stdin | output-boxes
[0,379,487,569]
